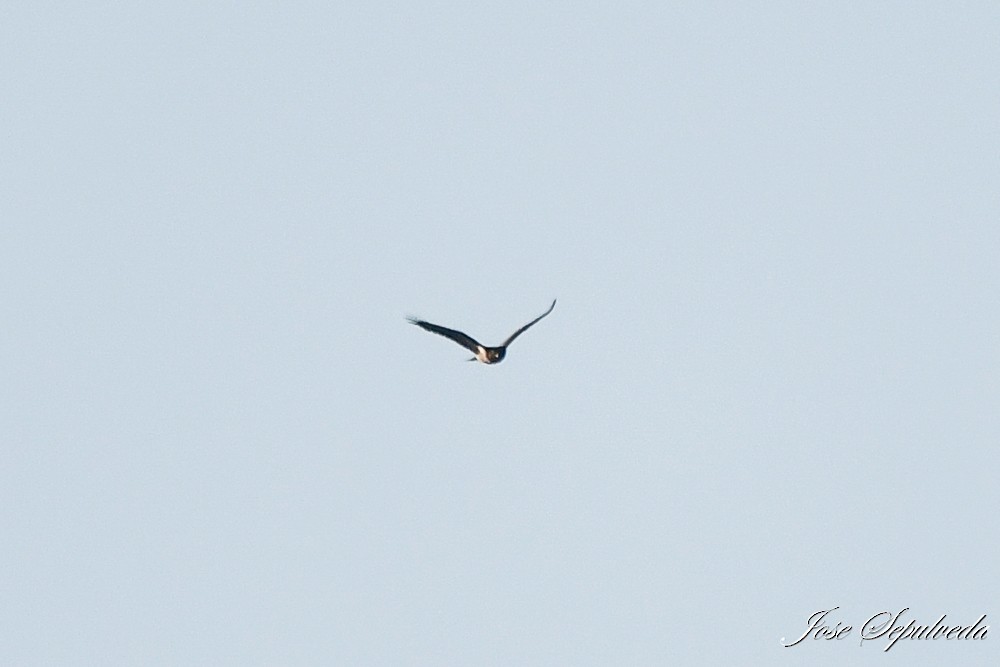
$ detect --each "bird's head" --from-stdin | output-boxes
[488,348,506,363]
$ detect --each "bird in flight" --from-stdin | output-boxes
[407,299,556,364]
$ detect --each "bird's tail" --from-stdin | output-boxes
[467,357,477,362]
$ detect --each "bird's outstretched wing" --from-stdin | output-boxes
[407,317,483,354]
[501,299,557,348]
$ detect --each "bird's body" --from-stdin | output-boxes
[407,299,556,364]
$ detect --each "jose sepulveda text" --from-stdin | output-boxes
[782,607,988,652]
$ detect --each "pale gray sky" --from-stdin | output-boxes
[2,2,998,665]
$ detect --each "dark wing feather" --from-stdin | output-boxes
[501,299,557,348]
[407,317,483,354]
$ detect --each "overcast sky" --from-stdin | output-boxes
[2,2,998,665]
